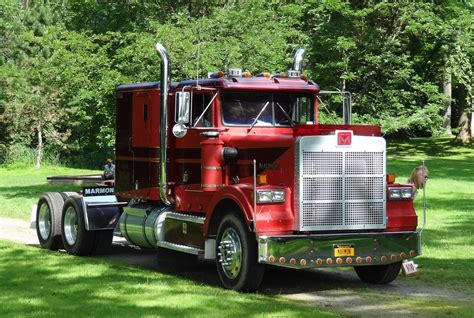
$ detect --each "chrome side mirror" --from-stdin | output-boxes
[175,91,190,124]
[172,123,188,138]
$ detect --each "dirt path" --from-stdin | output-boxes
[1,217,472,317]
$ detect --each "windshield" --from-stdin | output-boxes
[221,91,315,126]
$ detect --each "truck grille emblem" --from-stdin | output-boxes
[337,131,352,146]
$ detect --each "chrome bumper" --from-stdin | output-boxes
[258,231,421,268]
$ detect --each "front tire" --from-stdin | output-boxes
[36,192,64,250]
[216,213,264,291]
[354,261,402,284]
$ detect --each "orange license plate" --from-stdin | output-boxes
[334,245,355,257]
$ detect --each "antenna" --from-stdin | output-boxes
[196,42,200,87]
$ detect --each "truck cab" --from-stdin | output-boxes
[35,43,422,291]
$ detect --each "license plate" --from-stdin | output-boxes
[334,245,354,257]
[402,260,418,276]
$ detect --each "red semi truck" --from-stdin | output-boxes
[34,42,422,291]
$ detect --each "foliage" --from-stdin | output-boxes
[0,1,472,167]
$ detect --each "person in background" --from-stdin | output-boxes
[102,159,115,180]
[408,165,429,196]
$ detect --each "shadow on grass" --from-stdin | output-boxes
[0,243,335,317]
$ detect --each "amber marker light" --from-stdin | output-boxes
[290,258,296,265]
[280,72,288,78]
[316,258,323,265]
[381,255,387,263]
[409,250,416,257]
[346,257,353,264]
[365,256,373,263]
[216,71,225,78]
[300,259,307,266]
[326,258,333,265]
[387,173,396,184]
[257,175,267,185]
[336,258,343,264]
[356,257,363,264]
[300,74,308,81]
[279,257,286,264]
[269,256,275,263]
[391,255,398,261]
[400,252,407,259]
[242,71,252,78]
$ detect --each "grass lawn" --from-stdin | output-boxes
[0,136,473,301]
[386,138,474,292]
[0,240,337,318]
[0,166,100,219]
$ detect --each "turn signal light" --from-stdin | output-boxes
[387,173,396,184]
[257,175,267,185]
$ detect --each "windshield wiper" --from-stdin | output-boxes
[248,101,270,129]
[276,102,295,127]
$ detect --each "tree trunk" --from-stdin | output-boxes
[35,124,42,169]
[442,69,452,135]
[455,84,471,144]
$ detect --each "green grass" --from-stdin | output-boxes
[0,166,100,219]
[386,138,474,292]
[0,240,337,318]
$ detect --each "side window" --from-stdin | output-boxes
[191,93,212,127]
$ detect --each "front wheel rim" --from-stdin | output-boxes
[38,204,51,240]
[64,207,78,246]
[218,227,242,279]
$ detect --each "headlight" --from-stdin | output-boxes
[271,190,285,202]
[257,190,285,203]
[388,187,413,200]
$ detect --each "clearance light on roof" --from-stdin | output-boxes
[300,74,308,81]
[242,71,252,78]
[208,71,225,78]
[279,72,288,78]
[258,72,271,78]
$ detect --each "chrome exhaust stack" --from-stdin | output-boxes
[155,42,172,205]
[293,48,305,72]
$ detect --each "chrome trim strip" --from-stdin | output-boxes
[157,241,203,255]
[259,231,418,240]
[201,183,224,187]
[184,189,204,193]
[86,202,128,208]
[201,166,224,170]
[253,159,257,235]
[166,212,205,224]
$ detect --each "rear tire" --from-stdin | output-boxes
[354,261,402,284]
[216,213,264,291]
[61,196,95,255]
[36,192,64,250]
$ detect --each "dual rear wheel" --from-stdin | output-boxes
[36,193,113,255]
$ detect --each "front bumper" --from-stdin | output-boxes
[258,231,421,268]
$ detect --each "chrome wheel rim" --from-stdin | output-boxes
[218,227,242,279]
[64,206,78,246]
[38,204,51,240]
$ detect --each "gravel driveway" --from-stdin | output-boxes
[1,217,472,317]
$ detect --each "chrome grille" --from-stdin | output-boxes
[297,135,386,231]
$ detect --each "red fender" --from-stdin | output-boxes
[204,184,254,237]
